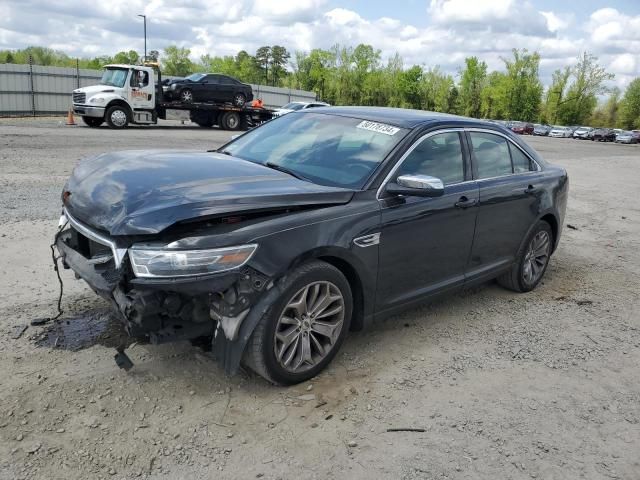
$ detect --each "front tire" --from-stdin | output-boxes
[82,116,103,128]
[243,261,353,385]
[180,89,193,103]
[497,221,553,293]
[105,105,129,129]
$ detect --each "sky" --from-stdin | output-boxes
[1,0,639,89]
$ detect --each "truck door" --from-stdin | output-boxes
[128,69,155,110]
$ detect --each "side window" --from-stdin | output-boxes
[395,132,465,185]
[130,70,149,87]
[469,132,512,179]
[206,75,220,84]
[510,144,533,173]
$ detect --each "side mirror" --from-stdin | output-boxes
[386,174,445,197]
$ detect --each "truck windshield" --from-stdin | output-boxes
[101,68,129,88]
[220,112,408,189]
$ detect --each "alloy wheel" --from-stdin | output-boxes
[233,94,245,106]
[181,90,193,102]
[522,231,550,285]
[274,281,345,373]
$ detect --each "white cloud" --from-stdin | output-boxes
[0,0,638,90]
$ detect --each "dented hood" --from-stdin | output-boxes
[63,150,355,235]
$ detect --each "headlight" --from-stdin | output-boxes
[89,97,106,104]
[129,244,257,278]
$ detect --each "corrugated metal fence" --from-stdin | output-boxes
[0,62,316,116]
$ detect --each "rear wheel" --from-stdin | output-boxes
[220,111,241,130]
[105,105,129,129]
[180,89,193,103]
[243,261,352,385]
[189,111,214,128]
[82,116,103,128]
[233,92,246,107]
[497,220,553,293]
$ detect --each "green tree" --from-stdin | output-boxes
[255,46,271,85]
[500,49,543,121]
[459,57,487,118]
[162,46,193,76]
[270,45,290,86]
[113,50,140,65]
[619,78,640,129]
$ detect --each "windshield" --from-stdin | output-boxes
[100,68,129,88]
[221,112,408,189]
[282,102,306,111]
[185,73,206,82]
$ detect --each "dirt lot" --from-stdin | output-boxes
[1,117,639,480]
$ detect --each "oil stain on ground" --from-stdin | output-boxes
[34,308,131,351]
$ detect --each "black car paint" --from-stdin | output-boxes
[166,74,253,104]
[58,107,568,375]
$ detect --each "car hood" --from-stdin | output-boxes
[63,150,355,236]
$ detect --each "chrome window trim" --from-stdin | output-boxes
[62,207,128,268]
[376,128,467,200]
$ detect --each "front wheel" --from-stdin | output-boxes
[220,111,241,130]
[243,261,353,385]
[105,105,129,129]
[497,221,553,293]
[180,89,193,103]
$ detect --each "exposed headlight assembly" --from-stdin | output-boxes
[129,244,257,278]
[89,97,106,104]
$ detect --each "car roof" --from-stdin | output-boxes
[301,106,490,129]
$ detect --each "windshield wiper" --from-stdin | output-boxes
[265,161,309,182]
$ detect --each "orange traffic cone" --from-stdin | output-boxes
[65,108,76,126]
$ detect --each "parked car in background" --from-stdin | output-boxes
[54,107,568,384]
[573,127,594,139]
[533,124,552,136]
[549,126,572,138]
[165,73,253,106]
[508,121,534,135]
[272,101,331,117]
[615,131,640,144]
[591,128,616,142]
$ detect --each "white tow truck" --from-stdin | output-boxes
[71,63,273,130]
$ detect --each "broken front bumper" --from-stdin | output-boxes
[55,212,271,366]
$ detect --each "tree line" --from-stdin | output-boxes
[1,44,639,129]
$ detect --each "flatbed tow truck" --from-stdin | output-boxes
[71,63,273,130]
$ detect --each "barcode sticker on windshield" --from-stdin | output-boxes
[356,120,400,136]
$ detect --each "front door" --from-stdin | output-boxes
[128,69,154,109]
[376,131,479,312]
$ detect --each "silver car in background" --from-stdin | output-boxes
[272,101,330,117]
[573,127,594,139]
[549,126,572,138]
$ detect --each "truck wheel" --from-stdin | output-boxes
[243,260,353,385]
[105,105,129,129]
[233,93,246,107]
[82,116,103,128]
[180,89,193,103]
[221,112,241,130]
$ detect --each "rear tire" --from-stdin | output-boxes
[233,93,246,107]
[105,105,129,129]
[82,116,103,128]
[243,261,353,385]
[220,111,241,130]
[497,220,553,293]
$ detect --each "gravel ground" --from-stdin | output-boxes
[0,117,639,480]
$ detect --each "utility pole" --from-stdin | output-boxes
[137,14,147,60]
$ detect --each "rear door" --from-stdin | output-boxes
[465,130,544,281]
[197,74,220,102]
[375,130,479,312]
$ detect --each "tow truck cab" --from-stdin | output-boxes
[72,64,159,127]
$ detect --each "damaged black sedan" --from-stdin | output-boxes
[56,107,568,385]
